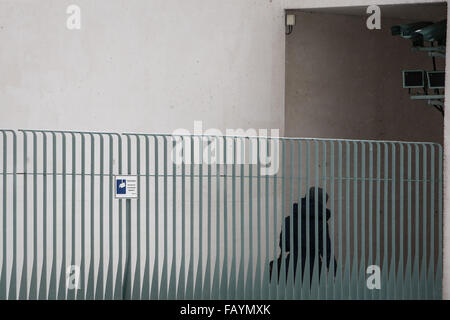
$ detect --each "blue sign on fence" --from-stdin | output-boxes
[115,176,138,199]
[117,179,126,194]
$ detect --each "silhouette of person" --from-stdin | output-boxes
[270,187,337,284]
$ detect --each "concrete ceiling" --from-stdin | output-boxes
[291,2,447,21]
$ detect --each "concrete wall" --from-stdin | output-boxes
[0,0,285,134]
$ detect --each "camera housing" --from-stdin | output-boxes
[391,20,447,47]
[391,21,433,38]
[414,20,447,45]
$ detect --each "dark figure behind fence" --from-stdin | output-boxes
[269,187,337,284]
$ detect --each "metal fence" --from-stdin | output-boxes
[0,129,443,299]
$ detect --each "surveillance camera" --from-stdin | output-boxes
[414,20,447,45]
[391,22,433,38]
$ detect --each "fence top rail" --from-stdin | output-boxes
[0,129,16,136]
[122,132,442,147]
[18,129,121,137]
[0,129,441,148]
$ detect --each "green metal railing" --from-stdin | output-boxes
[0,129,443,299]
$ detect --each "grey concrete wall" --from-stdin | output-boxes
[0,0,285,134]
